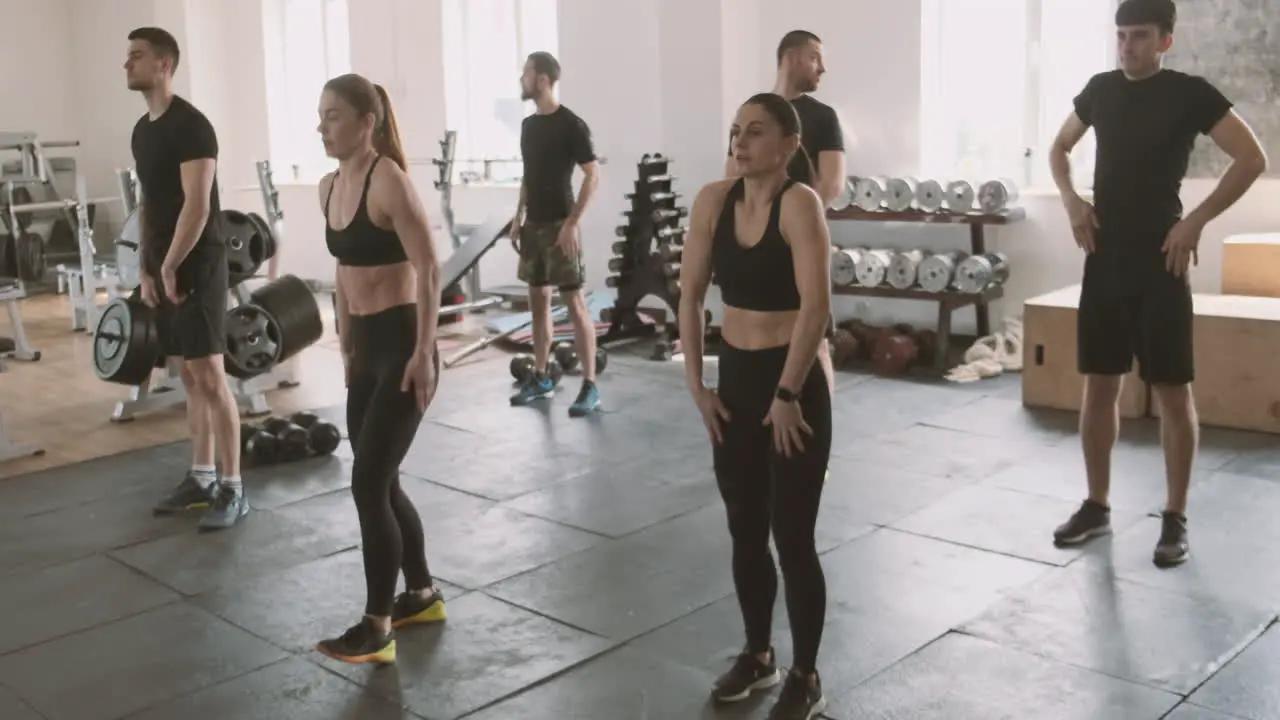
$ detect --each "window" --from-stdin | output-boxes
[262,0,351,183]
[919,0,1115,190]
[441,0,559,184]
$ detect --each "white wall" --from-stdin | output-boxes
[19,0,1277,336]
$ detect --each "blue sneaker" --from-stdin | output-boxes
[510,373,556,406]
[568,382,601,417]
[198,485,249,531]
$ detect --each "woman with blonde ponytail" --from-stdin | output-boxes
[313,72,447,665]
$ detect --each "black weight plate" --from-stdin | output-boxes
[16,232,46,281]
[221,209,269,287]
[223,304,283,379]
[249,274,323,364]
[245,212,277,262]
[92,295,161,385]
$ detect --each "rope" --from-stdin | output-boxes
[945,317,1023,383]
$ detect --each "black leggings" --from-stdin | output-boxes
[712,342,831,673]
[346,303,436,617]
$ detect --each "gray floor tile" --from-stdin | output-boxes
[487,504,736,641]
[1051,418,1265,474]
[1164,704,1254,719]
[122,656,416,720]
[831,423,1032,483]
[393,420,596,501]
[0,555,178,656]
[983,442,1211,513]
[1188,624,1280,720]
[0,491,193,578]
[821,528,1050,627]
[1219,443,1280,481]
[194,548,465,653]
[240,454,352,510]
[828,377,984,435]
[821,455,966,527]
[922,395,1080,446]
[320,592,616,720]
[828,632,1179,720]
[627,594,952,702]
[959,564,1273,694]
[890,484,1146,566]
[1074,474,1280,611]
[0,602,287,720]
[109,509,355,596]
[0,442,188,521]
[500,446,721,537]
[464,646,729,720]
[0,685,43,720]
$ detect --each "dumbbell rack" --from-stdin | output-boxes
[826,206,1025,372]
[601,153,685,355]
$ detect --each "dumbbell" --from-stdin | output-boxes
[510,354,536,384]
[553,343,609,375]
[241,423,280,464]
[289,411,343,456]
[263,416,311,462]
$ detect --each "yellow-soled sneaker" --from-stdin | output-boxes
[391,588,447,629]
[316,617,396,665]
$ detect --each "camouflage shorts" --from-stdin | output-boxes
[517,220,586,290]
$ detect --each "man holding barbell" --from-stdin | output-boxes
[1049,0,1267,566]
[727,30,847,396]
[125,27,248,530]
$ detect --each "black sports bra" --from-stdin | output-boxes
[324,155,408,267]
[710,178,801,312]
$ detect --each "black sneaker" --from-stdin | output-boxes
[767,668,827,720]
[152,473,217,515]
[391,588,448,629]
[711,648,781,702]
[197,484,250,531]
[1053,499,1111,547]
[1153,511,1189,568]
[316,616,396,665]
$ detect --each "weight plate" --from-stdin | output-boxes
[92,295,161,385]
[224,304,283,379]
[222,209,271,287]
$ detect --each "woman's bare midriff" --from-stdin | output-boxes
[720,305,799,350]
[340,262,417,316]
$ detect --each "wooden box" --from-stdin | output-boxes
[1149,293,1280,434]
[1021,285,1149,419]
[1222,233,1280,297]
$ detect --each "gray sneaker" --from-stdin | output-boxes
[198,485,249,531]
[153,473,218,516]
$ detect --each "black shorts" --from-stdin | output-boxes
[1077,251,1193,385]
[155,242,229,360]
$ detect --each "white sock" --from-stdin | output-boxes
[191,464,217,489]
[219,475,243,492]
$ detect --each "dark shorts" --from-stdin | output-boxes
[517,219,586,292]
[155,242,229,360]
[1077,250,1193,385]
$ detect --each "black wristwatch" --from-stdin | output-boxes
[775,386,800,403]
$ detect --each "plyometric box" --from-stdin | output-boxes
[1021,284,1149,419]
[1150,293,1280,434]
[1222,233,1280,298]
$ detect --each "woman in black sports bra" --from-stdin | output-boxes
[312,73,447,666]
[678,93,833,720]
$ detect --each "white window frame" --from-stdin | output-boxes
[441,0,559,185]
[262,0,352,184]
[919,0,1118,192]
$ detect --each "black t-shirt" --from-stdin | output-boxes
[727,94,845,187]
[131,95,222,272]
[1075,69,1232,248]
[520,105,596,223]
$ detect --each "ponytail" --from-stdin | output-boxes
[372,83,407,171]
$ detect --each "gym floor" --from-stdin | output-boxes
[3,331,1280,719]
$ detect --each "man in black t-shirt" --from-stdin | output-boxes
[1048,0,1267,567]
[509,51,603,417]
[727,30,846,396]
[126,27,246,531]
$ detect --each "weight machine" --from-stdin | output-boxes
[104,161,298,422]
